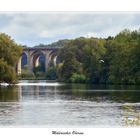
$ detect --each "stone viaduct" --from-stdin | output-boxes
[16,47,59,74]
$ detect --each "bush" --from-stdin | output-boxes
[46,66,57,80]
[20,71,35,79]
[34,72,46,79]
[0,59,17,84]
[70,73,86,83]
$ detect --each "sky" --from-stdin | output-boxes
[0,12,140,47]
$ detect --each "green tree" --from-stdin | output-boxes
[57,37,107,83]
[58,46,83,82]
[82,38,106,83]
[108,29,140,84]
[20,65,35,79]
[0,59,17,84]
[46,66,57,80]
[0,33,22,83]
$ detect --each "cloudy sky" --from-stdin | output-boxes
[0,12,140,47]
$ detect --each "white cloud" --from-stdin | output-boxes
[39,30,49,38]
[0,12,140,46]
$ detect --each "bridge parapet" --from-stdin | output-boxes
[23,47,59,51]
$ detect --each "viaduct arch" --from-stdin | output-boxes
[17,47,59,74]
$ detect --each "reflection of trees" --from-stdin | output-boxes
[107,85,140,103]
[122,104,140,126]
[108,91,140,103]
[0,86,19,102]
[54,84,140,102]
[54,84,109,101]
[1,83,139,107]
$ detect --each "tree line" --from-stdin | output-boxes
[56,29,140,84]
[0,29,140,84]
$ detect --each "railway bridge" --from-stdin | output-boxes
[16,47,59,74]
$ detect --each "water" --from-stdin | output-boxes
[0,80,140,127]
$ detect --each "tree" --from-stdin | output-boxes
[20,65,35,79]
[0,59,17,84]
[45,66,57,80]
[58,37,106,83]
[0,33,22,83]
[58,45,83,82]
[82,38,106,83]
[108,29,140,84]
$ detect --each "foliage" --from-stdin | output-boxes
[58,37,106,83]
[58,45,84,82]
[108,29,140,84]
[45,66,57,80]
[20,71,35,79]
[57,29,140,84]
[0,33,22,66]
[0,33,22,83]
[82,38,106,83]
[1,29,140,84]
[34,39,70,48]
[33,65,42,75]
[70,73,86,83]
[0,59,17,84]
[20,65,35,79]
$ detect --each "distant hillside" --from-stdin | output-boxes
[34,39,71,48]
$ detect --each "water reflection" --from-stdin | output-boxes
[54,84,140,103]
[0,86,20,102]
[0,80,140,126]
[1,84,140,103]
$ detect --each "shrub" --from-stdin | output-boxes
[0,59,17,84]
[34,72,46,79]
[45,66,57,80]
[20,71,35,79]
[70,73,86,83]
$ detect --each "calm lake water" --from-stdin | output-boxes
[0,80,140,127]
